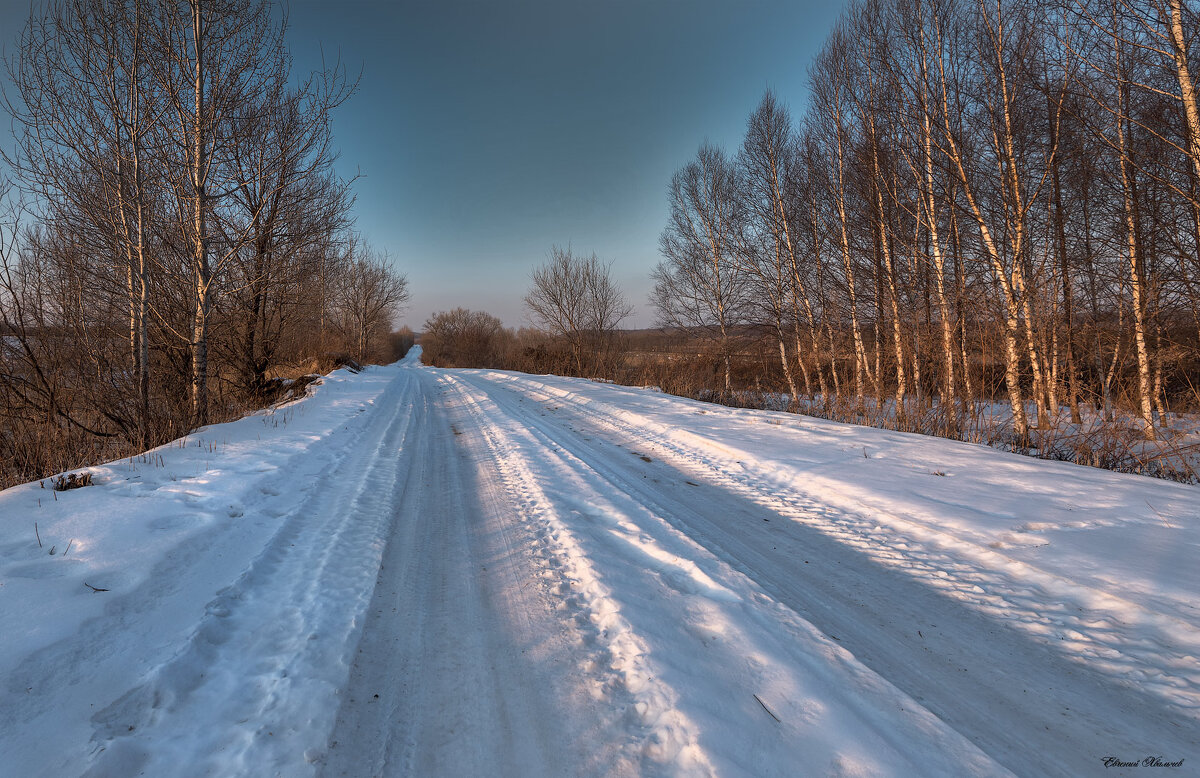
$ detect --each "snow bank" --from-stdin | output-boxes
[0,354,417,777]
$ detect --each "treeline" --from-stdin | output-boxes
[0,0,409,488]
[421,246,632,377]
[419,309,551,372]
[654,0,1200,444]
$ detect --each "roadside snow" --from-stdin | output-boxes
[496,371,1200,709]
[0,351,1195,776]
[0,355,417,776]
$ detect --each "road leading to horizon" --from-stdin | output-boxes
[2,351,1196,777]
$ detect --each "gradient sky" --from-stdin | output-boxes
[2,0,848,329]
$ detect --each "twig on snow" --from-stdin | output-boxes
[1145,500,1175,530]
[753,694,781,723]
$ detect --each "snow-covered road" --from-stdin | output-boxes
[1,351,1196,776]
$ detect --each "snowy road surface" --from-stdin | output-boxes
[0,350,1197,776]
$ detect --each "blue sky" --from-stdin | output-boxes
[2,0,847,329]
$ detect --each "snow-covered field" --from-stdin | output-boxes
[0,347,1196,777]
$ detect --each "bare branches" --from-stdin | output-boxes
[0,0,375,488]
[654,0,1200,451]
[525,245,632,377]
[329,242,410,363]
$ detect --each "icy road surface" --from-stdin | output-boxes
[0,349,1196,777]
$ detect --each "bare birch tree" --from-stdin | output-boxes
[655,143,750,393]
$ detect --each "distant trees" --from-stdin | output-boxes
[421,308,508,368]
[0,0,407,488]
[330,244,410,363]
[525,245,632,376]
[422,247,634,376]
[653,0,1200,443]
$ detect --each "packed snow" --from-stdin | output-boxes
[0,347,1196,776]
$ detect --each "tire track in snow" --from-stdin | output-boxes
[82,370,424,776]
[462,371,1197,777]
[490,373,1200,715]
[450,371,1017,777]
[321,370,589,777]
[443,371,1015,776]
[441,373,716,776]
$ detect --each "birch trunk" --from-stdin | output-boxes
[934,3,1029,440]
[1113,23,1156,438]
[873,164,907,422]
[190,0,211,426]
[1169,0,1200,218]
[915,36,958,432]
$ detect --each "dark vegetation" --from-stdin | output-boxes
[0,0,410,489]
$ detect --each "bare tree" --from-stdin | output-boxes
[146,0,288,424]
[3,0,162,446]
[330,242,410,363]
[421,308,507,368]
[810,26,878,406]
[222,54,355,394]
[739,91,820,401]
[656,143,750,393]
[525,245,632,376]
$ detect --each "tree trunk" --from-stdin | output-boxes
[1049,108,1081,424]
[1115,56,1156,439]
[869,129,907,424]
[1169,0,1200,232]
[190,0,211,427]
[777,329,801,402]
